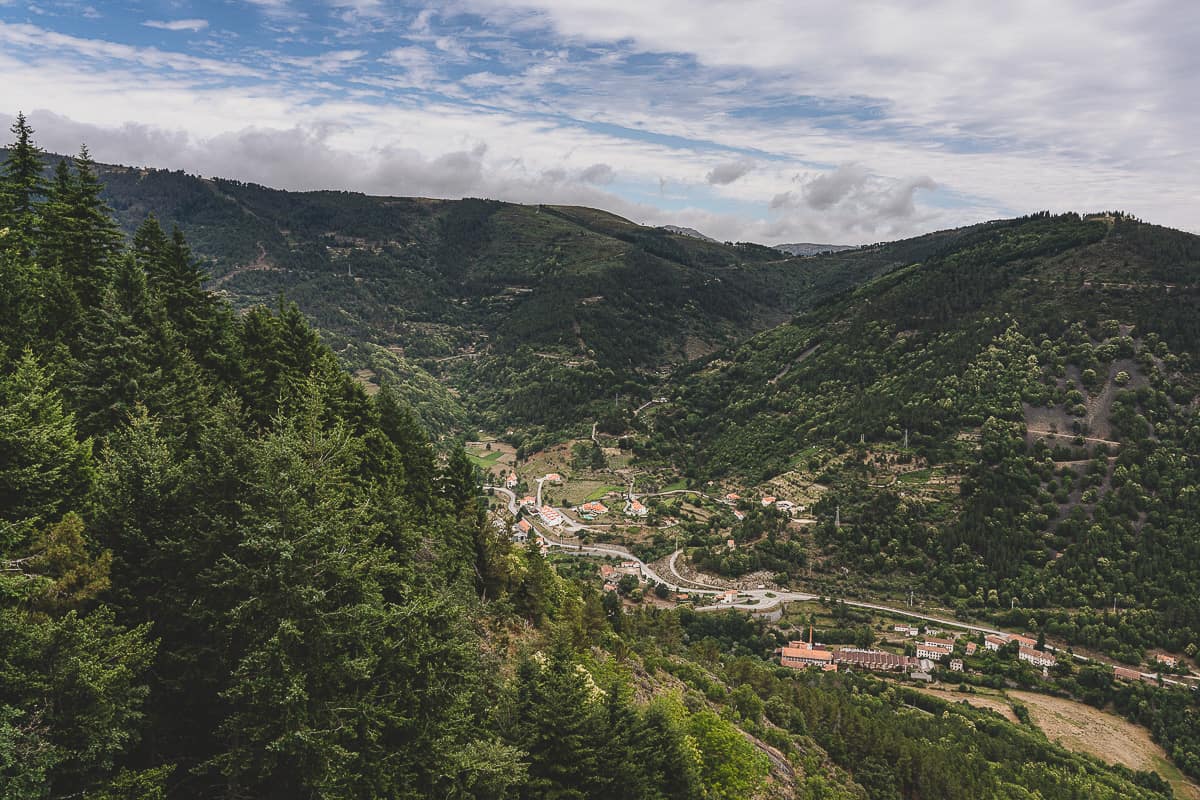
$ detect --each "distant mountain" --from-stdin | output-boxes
[774,242,857,256]
[87,161,910,447]
[659,225,718,242]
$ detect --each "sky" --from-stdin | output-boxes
[0,1,1196,245]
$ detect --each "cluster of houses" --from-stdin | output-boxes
[780,626,1069,677]
[982,633,1056,668]
[722,492,804,518]
[1112,654,1182,685]
[778,628,926,675]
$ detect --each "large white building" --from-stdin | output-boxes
[915,643,952,660]
[1018,647,1055,668]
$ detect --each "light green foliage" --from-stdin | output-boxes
[687,710,770,799]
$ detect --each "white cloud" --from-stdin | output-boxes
[801,163,870,210]
[1,3,1196,244]
[452,0,1199,236]
[277,48,366,73]
[0,21,262,77]
[143,19,209,33]
[580,163,615,184]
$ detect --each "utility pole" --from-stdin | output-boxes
[904,428,909,449]
[835,505,841,528]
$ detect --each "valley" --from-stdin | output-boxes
[6,125,1199,799]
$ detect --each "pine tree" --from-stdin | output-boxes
[60,146,123,305]
[132,215,170,273]
[512,650,606,799]
[375,385,436,504]
[0,351,94,532]
[0,113,47,247]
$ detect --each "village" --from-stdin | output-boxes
[468,438,1196,692]
[776,626,1053,680]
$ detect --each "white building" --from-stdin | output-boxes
[1018,647,1055,668]
[915,643,952,660]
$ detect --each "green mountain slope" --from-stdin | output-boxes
[83,161,932,445]
[658,212,1200,661]
[91,166,774,437]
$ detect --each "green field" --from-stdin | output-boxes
[585,484,624,501]
[466,450,504,469]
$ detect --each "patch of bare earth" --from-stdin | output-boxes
[1008,690,1200,799]
[909,685,1019,723]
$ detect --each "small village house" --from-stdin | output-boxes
[921,636,955,649]
[1113,666,1142,682]
[984,635,1007,652]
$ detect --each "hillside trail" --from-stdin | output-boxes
[208,243,276,288]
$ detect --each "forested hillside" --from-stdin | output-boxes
[3,116,1187,800]
[68,157,953,449]
[654,212,1200,663]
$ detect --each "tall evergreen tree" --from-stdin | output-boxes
[0,113,46,246]
[0,351,94,533]
[59,146,123,305]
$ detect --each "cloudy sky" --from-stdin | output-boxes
[1,1,1196,244]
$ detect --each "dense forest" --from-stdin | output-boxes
[3,115,1191,799]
